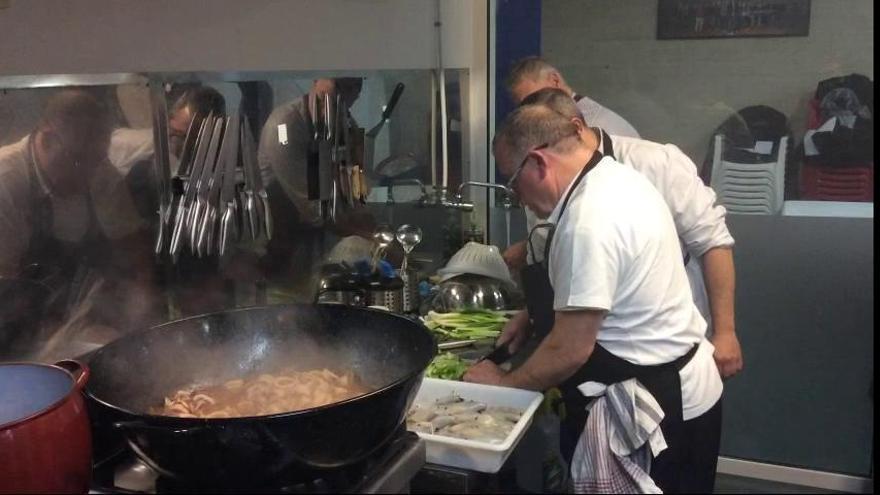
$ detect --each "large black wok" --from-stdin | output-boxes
[84,304,436,484]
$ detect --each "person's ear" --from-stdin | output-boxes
[548,71,562,89]
[531,149,550,179]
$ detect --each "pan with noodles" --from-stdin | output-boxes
[83,304,435,484]
[154,368,370,418]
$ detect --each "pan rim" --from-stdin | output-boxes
[84,303,437,422]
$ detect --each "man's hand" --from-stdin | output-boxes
[496,310,530,354]
[502,241,528,270]
[701,247,741,378]
[711,331,743,378]
[463,359,506,386]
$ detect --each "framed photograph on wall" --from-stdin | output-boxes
[657,0,811,39]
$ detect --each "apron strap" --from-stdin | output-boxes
[598,128,615,161]
[541,149,605,265]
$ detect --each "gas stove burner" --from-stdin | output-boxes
[90,429,424,494]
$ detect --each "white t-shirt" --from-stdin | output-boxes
[0,137,145,270]
[528,132,735,330]
[548,156,722,420]
[108,128,155,176]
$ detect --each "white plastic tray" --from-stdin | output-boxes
[408,378,543,473]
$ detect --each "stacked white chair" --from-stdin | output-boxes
[710,134,787,215]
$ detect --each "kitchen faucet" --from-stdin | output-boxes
[415,186,474,211]
[456,181,515,210]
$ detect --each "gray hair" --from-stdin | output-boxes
[493,103,581,168]
[520,87,585,123]
[505,56,564,93]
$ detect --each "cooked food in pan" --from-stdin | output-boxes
[152,368,370,418]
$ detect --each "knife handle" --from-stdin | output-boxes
[306,141,321,200]
[383,83,405,120]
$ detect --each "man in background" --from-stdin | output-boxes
[258,78,382,300]
[0,89,159,358]
[506,56,640,139]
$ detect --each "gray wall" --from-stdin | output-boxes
[722,214,874,476]
[0,0,479,74]
[541,0,874,165]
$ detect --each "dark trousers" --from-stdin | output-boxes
[562,398,723,494]
[678,398,723,493]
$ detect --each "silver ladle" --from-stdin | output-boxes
[370,225,396,274]
[395,224,423,272]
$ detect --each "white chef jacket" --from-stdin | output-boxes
[548,156,722,420]
[108,128,155,176]
[574,94,640,139]
[527,131,735,331]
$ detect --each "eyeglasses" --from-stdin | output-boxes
[505,142,549,193]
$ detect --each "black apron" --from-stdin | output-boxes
[517,136,698,479]
[23,135,109,317]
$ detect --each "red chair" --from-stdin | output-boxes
[800,164,873,201]
[806,98,822,130]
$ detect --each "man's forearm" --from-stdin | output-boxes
[701,246,736,335]
[501,318,596,391]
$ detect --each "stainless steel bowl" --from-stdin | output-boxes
[431,281,473,312]
[432,275,510,312]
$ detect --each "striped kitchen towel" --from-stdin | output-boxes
[570,378,667,494]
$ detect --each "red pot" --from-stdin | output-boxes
[0,360,92,494]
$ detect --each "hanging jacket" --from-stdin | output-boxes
[808,73,874,167]
[700,105,796,198]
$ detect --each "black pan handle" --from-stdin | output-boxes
[382,83,406,121]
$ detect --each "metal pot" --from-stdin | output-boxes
[315,263,367,306]
[83,304,435,485]
[0,360,92,494]
[365,276,404,313]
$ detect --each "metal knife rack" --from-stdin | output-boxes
[305,92,368,223]
[158,107,273,262]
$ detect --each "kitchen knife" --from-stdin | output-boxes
[240,123,258,241]
[218,111,241,258]
[168,112,207,260]
[242,117,272,241]
[175,111,203,178]
[318,94,333,209]
[307,94,321,201]
[364,82,405,172]
[191,116,225,256]
[479,342,513,365]
[171,113,214,259]
[197,115,230,258]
